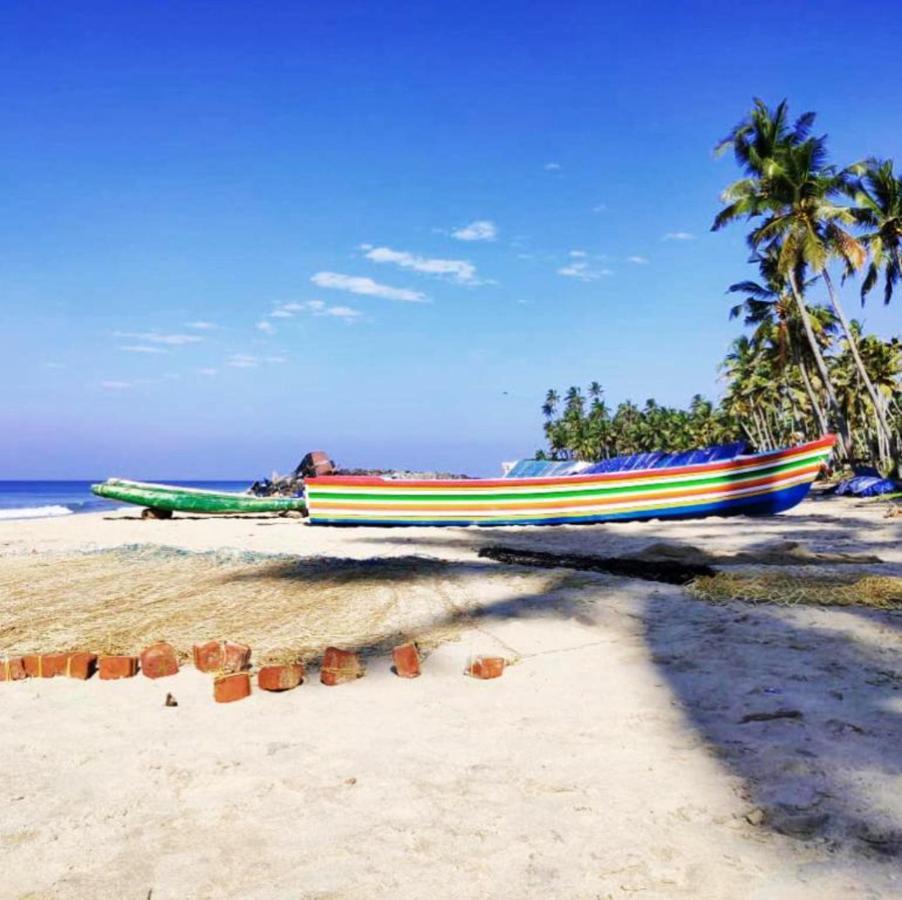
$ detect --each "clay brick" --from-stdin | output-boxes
[23,655,59,678]
[214,672,251,703]
[320,647,364,686]
[222,642,251,673]
[391,643,421,679]
[257,664,304,692]
[466,656,505,680]
[193,640,222,673]
[140,642,179,679]
[43,653,69,677]
[64,653,97,680]
[0,657,27,682]
[98,655,139,680]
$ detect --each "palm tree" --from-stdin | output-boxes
[852,158,902,306]
[714,100,893,462]
[727,250,830,436]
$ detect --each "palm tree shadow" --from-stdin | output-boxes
[642,589,902,857]
[210,542,902,856]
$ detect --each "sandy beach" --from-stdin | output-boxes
[1,495,900,898]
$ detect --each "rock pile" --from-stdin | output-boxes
[249,450,471,496]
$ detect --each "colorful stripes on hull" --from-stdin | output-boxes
[305,436,835,527]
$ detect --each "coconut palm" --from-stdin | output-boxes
[727,250,831,437]
[851,158,902,306]
[714,100,894,462]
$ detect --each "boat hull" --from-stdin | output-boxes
[305,437,835,527]
[91,479,306,515]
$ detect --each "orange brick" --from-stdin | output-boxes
[140,642,179,679]
[391,643,421,678]
[0,658,27,682]
[320,647,364,686]
[64,653,97,680]
[214,672,251,703]
[258,664,304,692]
[466,656,505,680]
[98,655,138,680]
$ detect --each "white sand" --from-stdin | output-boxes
[1,496,901,898]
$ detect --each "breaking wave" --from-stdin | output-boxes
[0,505,75,520]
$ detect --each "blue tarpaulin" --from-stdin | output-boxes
[504,442,748,478]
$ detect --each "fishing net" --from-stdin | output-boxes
[688,571,902,609]
[0,546,557,661]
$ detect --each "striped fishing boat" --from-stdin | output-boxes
[305,436,836,527]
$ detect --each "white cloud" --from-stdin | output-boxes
[544,162,561,171]
[451,220,497,242]
[44,362,65,369]
[361,245,481,284]
[186,321,219,330]
[557,261,613,281]
[311,272,426,303]
[569,249,588,258]
[101,380,132,390]
[118,345,169,354]
[265,356,288,364]
[198,368,219,376]
[626,255,650,265]
[256,320,275,334]
[270,308,294,318]
[663,232,696,241]
[228,354,258,368]
[280,300,363,323]
[114,331,203,345]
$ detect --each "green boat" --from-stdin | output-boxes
[91,478,306,517]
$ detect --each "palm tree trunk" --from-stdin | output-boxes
[786,270,852,459]
[794,350,828,437]
[821,269,893,464]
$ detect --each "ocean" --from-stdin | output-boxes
[0,480,253,520]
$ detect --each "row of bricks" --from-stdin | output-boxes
[2,642,507,702]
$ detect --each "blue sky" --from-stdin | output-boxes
[2,1,899,478]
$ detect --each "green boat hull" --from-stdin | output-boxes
[91,479,306,515]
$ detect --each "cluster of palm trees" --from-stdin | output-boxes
[538,384,737,460]
[539,100,901,474]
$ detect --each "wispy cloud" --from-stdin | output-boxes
[265,355,288,364]
[569,249,588,258]
[626,255,650,265]
[311,272,426,303]
[114,331,203,346]
[118,344,169,354]
[557,261,613,281]
[451,220,497,242]
[544,162,561,171]
[256,320,275,334]
[186,321,219,330]
[228,354,258,369]
[269,308,293,318]
[360,244,482,285]
[663,231,696,241]
[276,300,363,322]
[101,380,132,390]
[198,367,219,376]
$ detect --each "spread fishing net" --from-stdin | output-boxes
[0,546,559,660]
[688,571,902,609]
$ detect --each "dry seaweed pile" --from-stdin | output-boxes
[689,571,902,609]
[0,547,551,660]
